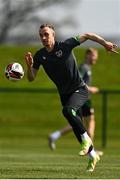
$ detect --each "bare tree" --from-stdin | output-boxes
[0,0,80,44]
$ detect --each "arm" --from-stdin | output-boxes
[79,33,118,53]
[25,52,38,81]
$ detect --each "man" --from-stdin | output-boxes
[25,24,118,172]
[49,48,103,156]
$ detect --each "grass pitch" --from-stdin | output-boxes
[0,136,120,179]
[0,46,120,178]
[0,91,120,179]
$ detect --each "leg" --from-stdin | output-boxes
[62,106,85,143]
[84,115,103,156]
[49,86,89,149]
[63,106,96,156]
[63,90,100,172]
[81,100,95,141]
[82,114,95,141]
[62,87,94,150]
[48,124,72,150]
[81,102,103,157]
[60,124,73,135]
[87,114,95,141]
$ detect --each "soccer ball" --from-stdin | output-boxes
[5,62,24,81]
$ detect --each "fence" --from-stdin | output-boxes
[0,87,120,148]
[99,89,120,147]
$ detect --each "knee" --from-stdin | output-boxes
[63,107,79,128]
[62,106,76,119]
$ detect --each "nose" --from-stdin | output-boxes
[42,35,46,40]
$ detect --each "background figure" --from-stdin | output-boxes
[49,48,102,155]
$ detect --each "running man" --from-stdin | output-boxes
[25,24,118,172]
[49,48,103,156]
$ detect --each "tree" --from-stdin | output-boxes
[0,0,80,44]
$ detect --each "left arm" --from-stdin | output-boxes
[79,33,118,54]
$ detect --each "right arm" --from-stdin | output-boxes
[79,33,118,54]
[25,52,38,81]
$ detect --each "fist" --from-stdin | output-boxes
[89,87,99,94]
[25,52,33,67]
[105,41,118,54]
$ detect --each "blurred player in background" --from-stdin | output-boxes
[49,48,103,156]
[25,24,118,172]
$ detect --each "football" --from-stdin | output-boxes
[5,62,24,81]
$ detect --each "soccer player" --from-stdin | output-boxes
[25,24,118,172]
[49,48,103,156]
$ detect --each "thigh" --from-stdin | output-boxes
[82,99,94,117]
[65,86,89,110]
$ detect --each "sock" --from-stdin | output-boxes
[81,132,91,141]
[50,131,61,141]
[88,148,97,159]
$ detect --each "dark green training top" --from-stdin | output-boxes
[79,63,92,86]
[33,37,85,95]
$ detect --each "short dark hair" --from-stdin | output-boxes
[39,24,55,31]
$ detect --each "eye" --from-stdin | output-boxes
[40,32,49,38]
[44,32,49,37]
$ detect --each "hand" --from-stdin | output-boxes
[104,41,119,54]
[25,52,33,67]
[88,86,99,94]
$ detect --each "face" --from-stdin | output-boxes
[39,27,55,49]
[87,51,98,65]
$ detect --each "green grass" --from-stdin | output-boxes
[0,45,120,178]
[0,137,120,179]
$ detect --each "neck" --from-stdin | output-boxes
[46,41,55,52]
[85,58,91,65]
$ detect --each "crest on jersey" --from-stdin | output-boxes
[55,50,63,57]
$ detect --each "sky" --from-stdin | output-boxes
[62,0,120,38]
[36,0,120,45]
[1,0,119,44]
